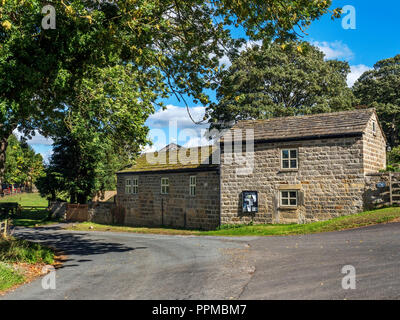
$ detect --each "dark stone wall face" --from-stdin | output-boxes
[117,170,220,230]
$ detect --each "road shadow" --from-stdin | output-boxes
[13,227,145,257]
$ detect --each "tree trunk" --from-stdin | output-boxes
[0,137,9,192]
[77,193,87,204]
[70,192,76,204]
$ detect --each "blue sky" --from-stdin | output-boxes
[29,0,400,160]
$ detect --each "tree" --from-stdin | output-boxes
[353,55,400,148]
[35,168,64,202]
[0,0,338,185]
[3,134,44,188]
[19,140,45,191]
[206,41,355,129]
[387,146,400,172]
[37,123,129,204]
[3,135,23,185]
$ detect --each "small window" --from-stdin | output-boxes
[280,190,298,207]
[161,178,169,194]
[372,121,376,134]
[125,179,132,194]
[132,177,138,194]
[281,149,298,169]
[189,176,196,196]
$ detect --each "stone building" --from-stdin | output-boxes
[116,108,387,229]
[117,146,221,229]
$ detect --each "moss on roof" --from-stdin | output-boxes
[222,108,377,142]
[118,145,219,173]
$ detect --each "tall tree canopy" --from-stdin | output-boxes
[37,122,127,204]
[353,55,400,148]
[0,0,337,185]
[206,41,355,129]
[4,134,44,188]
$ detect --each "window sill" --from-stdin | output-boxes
[278,206,298,211]
[279,169,299,173]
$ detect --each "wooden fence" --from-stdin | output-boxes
[0,203,20,218]
[0,188,23,198]
[21,206,48,211]
[66,204,91,222]
[0,219,9,238]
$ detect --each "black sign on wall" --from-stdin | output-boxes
[242,191,258,213]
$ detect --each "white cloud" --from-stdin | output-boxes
[183,136,213,148]
[144,105,213,152]
[310,41,371,87]
[347,64,372,87]
[146,104,209,131]
[312,41,354,61]
[219,40,263,69]
[13,129,53,146]
[41,149,53,164]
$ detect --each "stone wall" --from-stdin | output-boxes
[49,201,67,220]
[117,170,220,230]
[51,201,125,225]
[220,136,367,225]
[363,113,387,174]
[88,202,125,225]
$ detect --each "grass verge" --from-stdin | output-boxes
[0,192,48,207]
[0,238,55,264]
[0,263,25,291]
[0,237,55,294]
[11,209,59,228]
[67,207,400,237]
[69,222,199,235]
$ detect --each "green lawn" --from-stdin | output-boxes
[0,237,55,293]
[0,192,48,207]
[0,193,57,227]
[0,262,25,291]
[68,207,400,237]
[11,209,59,228]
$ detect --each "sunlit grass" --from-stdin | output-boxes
[67,207,400,237]
[0,193,48,207]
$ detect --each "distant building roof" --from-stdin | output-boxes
[118,146,219,174]
[159,143,182,152]
[92,191,117,202]
[222,108,378,143]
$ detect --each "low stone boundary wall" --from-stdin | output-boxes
[50,201,125,225]
[88,202,125,225]
[49,201,67,220]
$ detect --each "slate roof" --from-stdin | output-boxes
[119,109,380,174]
[118,145,219,174]
[222,109,377,143]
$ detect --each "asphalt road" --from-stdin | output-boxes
[2,222,400,300]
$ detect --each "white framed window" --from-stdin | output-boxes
[280,190,298,207]
[281,149,298,169]
[161,178,169,194]
[372,120,376,134]
[189,176,196,196]
[132,177,138,194]
[125,179,132,194]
